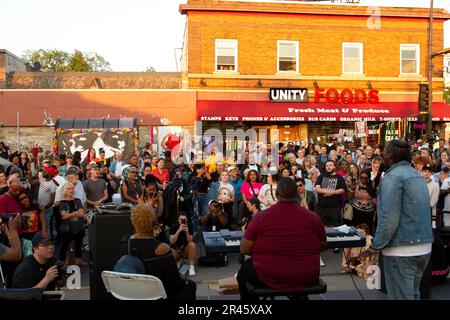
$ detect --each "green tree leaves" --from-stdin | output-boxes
[22,49,112,72]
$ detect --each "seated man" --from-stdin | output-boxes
[0,214,22,263]
[169,212,196,276]
[12,231,61,290]
[237,178,327,300]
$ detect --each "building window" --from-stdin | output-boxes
[215,39,238,71]
[277,41,299,73]
[342,42,363,75]
[400,44,420,75]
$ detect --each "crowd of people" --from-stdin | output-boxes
[0,136,449,300]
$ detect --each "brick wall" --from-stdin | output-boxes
[7,72,182,89]
[184,1,448,91]
[0,126,53,154]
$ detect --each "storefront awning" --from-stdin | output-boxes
[197,100,450,122]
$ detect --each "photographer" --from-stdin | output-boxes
[12,231,64,290]
[143,178,164,222]
[200,200,228,232]
[169,212,196,276]
[0,214,22,263]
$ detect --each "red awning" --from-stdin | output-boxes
[197,100,450,122]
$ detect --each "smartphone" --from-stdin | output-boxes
[1,213,19,224]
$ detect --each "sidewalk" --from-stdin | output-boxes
[61,248,450,300]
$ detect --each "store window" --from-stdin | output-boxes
[277,41,299,73]
[215,39,238,71]
[342,42,363,75]
[400,44,420,75]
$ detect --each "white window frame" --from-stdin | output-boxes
[342,42,363,75]
[215,39,238,72]
[400,44,420,75]
[277,40,299,73]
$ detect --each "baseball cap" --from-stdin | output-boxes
[66,166,80,176]
[417,139,423,144]
[87,162,101,170]
[227,166,237,173]
[174,168,183,175]
[423,163,432,172]
[31,231,53,247]
[44,166,57,177]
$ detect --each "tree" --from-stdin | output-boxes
[145,66,156,72]
[22,49,112,72]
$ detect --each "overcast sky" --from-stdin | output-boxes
[0,0,448,72]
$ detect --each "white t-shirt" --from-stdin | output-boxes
[441,177,450,212]
[258,184,277,210]
[382,243,432,257]
[115,162,124,177]
[38,179,58,206]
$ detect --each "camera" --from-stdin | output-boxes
[55,261,68,278]
[351,178,357,185]
[180,218,187,225]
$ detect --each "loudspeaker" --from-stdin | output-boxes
[88,213,133,300]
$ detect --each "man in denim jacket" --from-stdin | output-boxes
[363,140,433,300]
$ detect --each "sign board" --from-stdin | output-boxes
[270,88,308,103]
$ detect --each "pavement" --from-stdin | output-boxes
[61,246,450,300]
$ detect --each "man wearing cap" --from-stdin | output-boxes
[38,166,58,232]
[83,162,108,208]
[54,167,86,205]
[12,231,60,290]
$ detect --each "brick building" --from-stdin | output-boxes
[0,49,195,153]
[180,0,450,143]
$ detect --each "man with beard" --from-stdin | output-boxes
[315,160,347,227]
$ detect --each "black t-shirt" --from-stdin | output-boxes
[169,222,193,250]
[203,213,227,232]
[190,175,211,194]
[315,172,347,208]
[20,204,42,241]
[12,255,57,290]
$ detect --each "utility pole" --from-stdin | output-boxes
[426,0,434,136]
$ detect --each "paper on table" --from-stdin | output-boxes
[334,224,352,234]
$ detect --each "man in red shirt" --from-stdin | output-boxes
[237,177,327,300]
[0,174,23,215]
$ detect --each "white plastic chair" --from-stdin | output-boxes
[101,271,167,300]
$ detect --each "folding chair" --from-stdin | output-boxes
[101,271,167,300]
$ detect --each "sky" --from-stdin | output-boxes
[0,0,449,72]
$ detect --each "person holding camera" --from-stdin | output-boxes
[0,214,22,263]
[12,231,63,290]
[169,213,196,276]
[143,178,164,222]
[200,200,228,232]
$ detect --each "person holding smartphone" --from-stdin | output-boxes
[169,212,196,276]
[0,214,22,263]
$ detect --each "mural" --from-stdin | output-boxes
[56,129,136,160]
